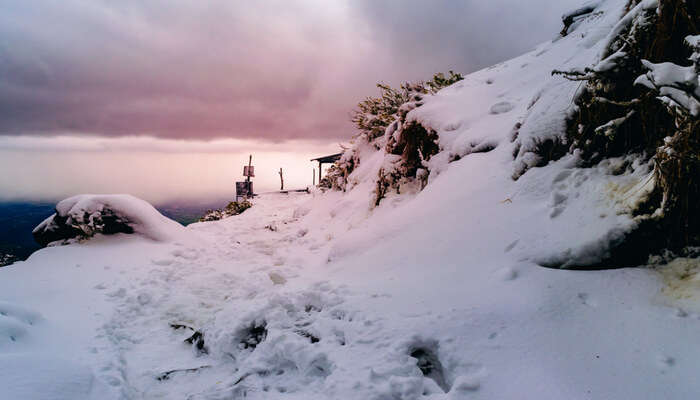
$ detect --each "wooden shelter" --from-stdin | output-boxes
[310,152,343,183]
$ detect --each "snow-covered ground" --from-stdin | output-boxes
[2,0,700,398]
[2,191,699,399]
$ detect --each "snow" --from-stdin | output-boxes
[2,0,700,398]
[635,56,700,116]
[561,1,602,23]
[0,354,103,400]
[2,185,699,399]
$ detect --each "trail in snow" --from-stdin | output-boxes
[4,191,700,400]
[90,193,348,399]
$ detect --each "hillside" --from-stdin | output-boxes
[1,1,699,399]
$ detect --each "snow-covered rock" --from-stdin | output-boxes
[33,194,186,246]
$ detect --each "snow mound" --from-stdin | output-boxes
[33,194,186,246]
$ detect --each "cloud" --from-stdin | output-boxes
[0,135,340,203]
[349,0,579,78]
[0,134,340,154]
[0,0,581,141]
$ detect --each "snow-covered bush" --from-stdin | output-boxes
[322,72,462,203]
[199,200,252,222]
[635,36,700,117]
[33,194,186,246]
[375,121,440,205]
[350,71,463,144]
[0,253,18,267]
[552,0,699,256]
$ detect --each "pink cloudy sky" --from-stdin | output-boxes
[0,0,581,202]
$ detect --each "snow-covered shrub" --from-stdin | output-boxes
[350,71,463,144]
[552,0,699,257]
[0,253,18,267]
[199,200,252,222]
[375,121,440,205]
[33,194,186,246]
[323,72,462,203]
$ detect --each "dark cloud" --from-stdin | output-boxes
[0,0,581,141]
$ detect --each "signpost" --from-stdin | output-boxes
[236,155,254,201]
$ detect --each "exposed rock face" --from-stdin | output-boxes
[33,194,185,247]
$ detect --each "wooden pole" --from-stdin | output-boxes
[246,155,252,184]
[318,161,322,183]
[313,168,316,186]
[279,168,284,190]
[246,154,252,198]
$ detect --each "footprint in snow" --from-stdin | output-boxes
[0,302,43,346]
[107,288,127,298]
[658,355,676,374]
[577,292,596,307]
[136,293,152,306]
[443,122,461,131]
[171,249,198,260]
[674,308,689,318]
[452,375,481,393]
[268,272,287,285]
[496,267,518,281]
[549,191,568,219]
[489,101,514,114]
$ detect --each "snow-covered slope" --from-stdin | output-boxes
[2,1,700,399]
[328,0,655,268]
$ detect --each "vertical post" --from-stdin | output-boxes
[246,154,252,184]
[313,168,316,186]
[246,154,252,198]
[279,168,284,190]
[318,161,322,183]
